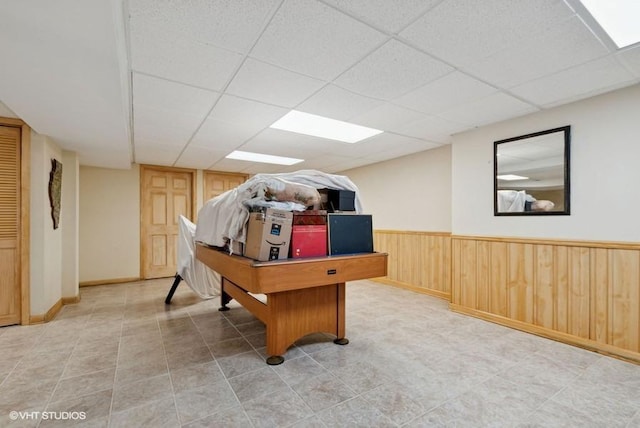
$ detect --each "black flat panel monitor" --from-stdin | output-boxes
[327,214,373,255]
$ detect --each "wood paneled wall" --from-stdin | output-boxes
[451,235,640,363]
[373,230,451,299]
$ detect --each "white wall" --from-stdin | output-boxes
[342,145,452,231]
[61,150,79,299]
[30,133,63,315]
[79,164,140,282]
[452,84,640,242]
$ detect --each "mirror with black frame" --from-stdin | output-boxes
[494,126,570,216]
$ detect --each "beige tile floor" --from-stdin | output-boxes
[0,278,639,427]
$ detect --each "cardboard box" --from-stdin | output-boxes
[290,224,327,258]
[244,209,293,261]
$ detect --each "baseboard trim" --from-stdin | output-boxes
[449,303,640,365]
[62,295,81,305]
[80,277,141,287]
[372,277,450,301]
[29,298,63,324]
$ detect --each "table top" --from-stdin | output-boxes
[196,244,388,294]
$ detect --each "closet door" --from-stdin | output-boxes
[141,166,195,279]
[0,125,21,326]
[203,171,248,202]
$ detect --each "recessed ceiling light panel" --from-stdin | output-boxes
[497,174,529,181]
[270,110,383,143]
[225,150,303,165]
[580,0,640,48]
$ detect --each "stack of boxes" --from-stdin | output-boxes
[243,189,373,262]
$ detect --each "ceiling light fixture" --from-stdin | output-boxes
[497,174,529,181]
[225,150,303,165]
[270,110,383,143]
[580,0,640,48]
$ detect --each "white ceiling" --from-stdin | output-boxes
[0,0,639,173]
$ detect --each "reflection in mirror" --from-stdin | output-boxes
[494,126,570,216]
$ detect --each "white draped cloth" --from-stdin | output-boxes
[497,190,534,212]
[176,215,220,298]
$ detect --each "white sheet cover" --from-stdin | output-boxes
[177,215,220,298]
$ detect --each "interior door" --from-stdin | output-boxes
[141,166,194,279]
[0,125,21,326]
[203,171,248,202]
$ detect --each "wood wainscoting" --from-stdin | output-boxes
[451,235,640,363]
[373,230,451,299]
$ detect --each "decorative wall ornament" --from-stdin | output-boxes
[48,158,63,229]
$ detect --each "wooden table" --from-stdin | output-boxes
[196,244,388,365]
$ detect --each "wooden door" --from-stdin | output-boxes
[141,166,195,279]
[0,125,21,326]
[203,171,248,202]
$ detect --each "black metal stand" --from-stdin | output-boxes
[218,287,232,311]
[164,274,182,304]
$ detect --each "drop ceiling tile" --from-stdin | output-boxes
[241,128,331,158]
[133,74,218,147]
[333,132,439,158]
[209,157,285,174]
[209,95,289,129]
[133,74,219,117]
[363,136,441,161]
[134,142,182,166]
[134,111,200,147]
[350,102,427,131]
[240,163,291,174]
[190,119,258,151]
[618,45,640,77]
[297,84,384,121]
[400,0,575,66]
[392,115,471,143]
[439,92,538,127]
[174,146,227,170]
[463,16,610,88]
[227,58,325,107]
[393,71,497,115]
[130,28,244,91]
[511,56,637,107]
[323,0,440,33]
[248,130,401,161]
[191,97,288,150]
[335,39,453,100]
[129,0,280,53]
[250,0,387,80]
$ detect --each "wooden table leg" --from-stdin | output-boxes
[265,282,348,364]
[333,282,349,345]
